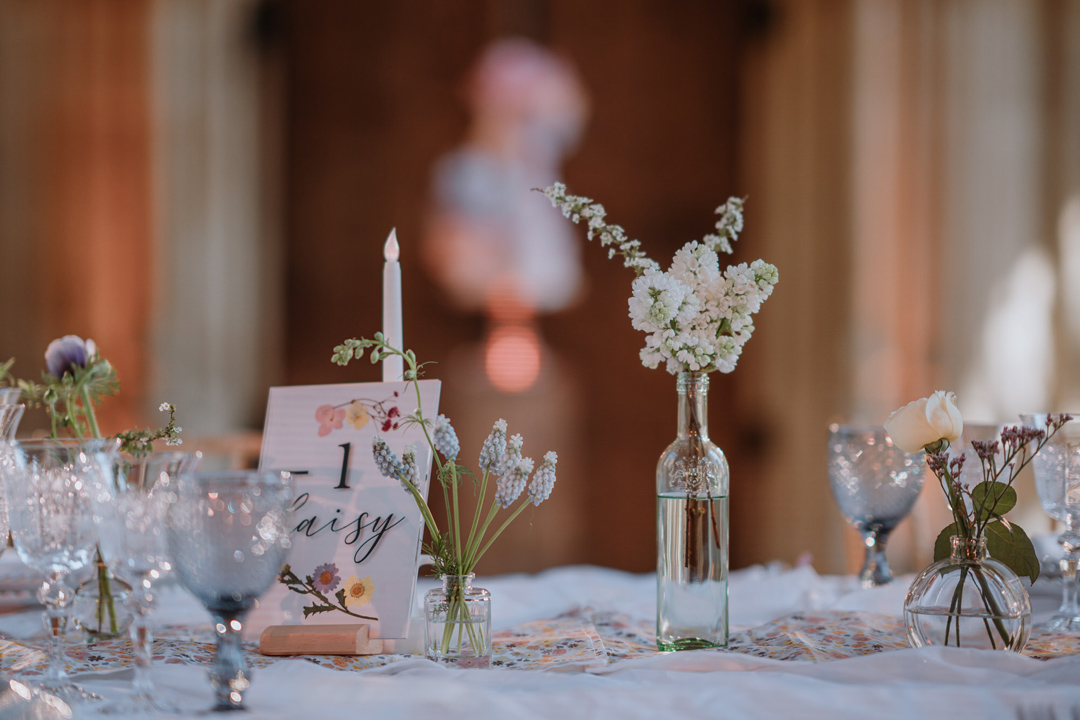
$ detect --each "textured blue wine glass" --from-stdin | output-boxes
[828,425,925,587]
[166,471,293,712]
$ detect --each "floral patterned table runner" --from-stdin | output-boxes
[1,609,1077,677]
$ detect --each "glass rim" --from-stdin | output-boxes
[827,423,891,439]
[117,448,202,461]
[176,469,292,487]
[9,437,121,452]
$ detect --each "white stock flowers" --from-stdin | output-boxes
[541,183,778,374]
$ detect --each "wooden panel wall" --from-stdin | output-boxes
[283,0,746,573]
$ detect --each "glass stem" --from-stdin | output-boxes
[130,587,156,700]
[210,610,250,711]
[39,574,71,687]
[1058,528,1080,619]
[859,528,892,587]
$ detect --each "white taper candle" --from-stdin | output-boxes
[382,228,403,382]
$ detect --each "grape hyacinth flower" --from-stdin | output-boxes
[498,434,524,477]
[401,446,420,493]
[44,335,97,378]
[528,452,558,506]
[433,414,460,461]
[372,436,406,483]
[328,336,561,637]
[478,419,508,472]
[495,457,533,509]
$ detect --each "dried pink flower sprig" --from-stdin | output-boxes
[888,391,1071,582]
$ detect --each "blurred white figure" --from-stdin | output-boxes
[425,38,589,319]
[421,40,590,572]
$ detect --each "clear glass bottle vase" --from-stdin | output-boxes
[656,371,730,651]
[904,535,1031,651]
[424,573,492,668]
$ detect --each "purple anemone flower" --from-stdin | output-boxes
[45,335,97,378]
[312,563,341,593]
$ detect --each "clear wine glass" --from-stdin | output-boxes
[166,471,293,712]
[828,425,926,587]
[0,404,25,564]
[0,438,119,701]
[1021,412,1080,631]
[89,450,202,714]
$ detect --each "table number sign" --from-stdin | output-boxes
[248,379,441,640]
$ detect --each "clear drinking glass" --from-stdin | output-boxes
[166,471,293,711]
[828,425,925,587]
[89,451,202,714]
[0,438,119,701]
[1021,413,1080,631]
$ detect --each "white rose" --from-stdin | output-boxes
[884,391,964,453]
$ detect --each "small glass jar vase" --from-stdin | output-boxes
[424,574,491,668]
[904,536,1031,652]
[73,557,134,642]
[656,371,730,651]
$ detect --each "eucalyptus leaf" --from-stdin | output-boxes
[985,520,1040,583]
[971,481,1017,520]
[933,523,961,562]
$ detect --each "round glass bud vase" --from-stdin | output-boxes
[904,536,1031,652]
[656,371,730,651]
[424,574,492,668]
[73,557,134,642]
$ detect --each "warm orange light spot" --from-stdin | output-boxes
[485,325,541,393]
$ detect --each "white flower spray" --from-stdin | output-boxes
[541,183,778,374]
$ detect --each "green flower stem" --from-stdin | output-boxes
[401,475,442,543]
[464,469,491,563]
[402,352,442,474]
[472,498,532,568]
[80,386,102,439]
[100,557,118,634]
[944,566,964,645]
[438,582,484,658]
[463,502,501,571]
[438,470,455,568]
[451,463,462,567]
[971,565,1012,648]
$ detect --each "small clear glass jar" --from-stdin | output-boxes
[424,574,492,668]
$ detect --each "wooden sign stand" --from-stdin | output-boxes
[259,624,385,656]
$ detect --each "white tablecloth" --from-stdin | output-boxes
[2,564,1079,719]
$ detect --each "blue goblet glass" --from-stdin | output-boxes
[828,425,925,587]
[166,471,292,711]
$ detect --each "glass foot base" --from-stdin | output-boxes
[99,694,183,715]
[657,637,727,652]
[37,680,102,703]
[1039,614,1080,632]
